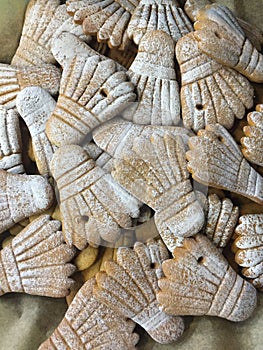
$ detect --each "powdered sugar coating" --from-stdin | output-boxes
[157,234,257,322]
[39,278,139,349]
[11,1,87,66]
[0,170,54,234]
[194,4,263,82]
[16,86,58,176]
[112,131,204,251]
[241,105,263,167]
[122,30,181,125]
[176,32,254,131]
[46,54,136,147]
[94,239,185,344]
[187,124,263,204]
[128,0,193,45]
[0,106,24,174]
[0,215,76,297]
[66,0,139,49]
[233,214,263,291]
[50,144,140,249]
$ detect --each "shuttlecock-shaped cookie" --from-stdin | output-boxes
[0,63,61,109]
[241,105,263,167]
[186,123,263,204]
[11,0,59,65]
[128,0,193,45]
[94,240,185,344]
[46,53,136,146]
[185,0,263,51]
[157,234,257,322]
[233,214,263,291]
[186,1,263,51]
[66,0,139,49]
[112,131,204,252]
[176,32,254,132]
[121,30,180,125]
[204,194,239,248]
[0,170,54,234]
[194,4,263,83]
[16,87,57,176]
[0,215,76,297]
[11,1,86,66]
[93,117,192,159]
[50,144,140,249]
[0,106,24,174]
[38,278,139,350]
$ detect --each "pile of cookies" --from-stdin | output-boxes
[0,0,263,348]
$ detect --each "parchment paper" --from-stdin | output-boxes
[0,1,263,349]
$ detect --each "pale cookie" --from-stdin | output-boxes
[241,105,263,167]
[74,245,99,272]
[184,0,263,52]
[38,278,139,350]
[11,1,87,66]
[128,0,193,45]
[16,87,58,176]
[204,194,239,248]
[233,214,263,291]
[0,106,24,174]
[93,117,192,159]
[176,32,254,132]
[186,123,263,204]
[94,240,185,344]
[112,131,204,252]
[50,145,140,250]
[194,4,263,83]
[46,54,136,147]
[66,0,139,49]
[0,170,54,234]
[0,63,61,109]
[122,30,181,125]
[0,215,76,297]
[157,233,257,322]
